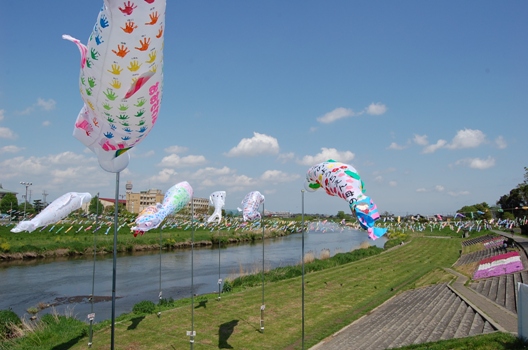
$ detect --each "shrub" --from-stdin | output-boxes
[0,309,21,339]
[222,279,232,293]
[0,242,10,252]
[132,300,156,314]
[158,297,175,307]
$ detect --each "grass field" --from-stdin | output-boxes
[2,229,525,349]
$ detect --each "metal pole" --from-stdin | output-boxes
[189,198,195,349]
[301,189,305,349]
[261,202,265,333]
[218,227,221,300]
[111,173,120,350]
[158,226,162,317]
[88,193,99,347]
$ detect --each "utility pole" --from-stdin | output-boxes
[42,190,49,205]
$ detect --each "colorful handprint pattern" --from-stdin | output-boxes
[64,0,166,172]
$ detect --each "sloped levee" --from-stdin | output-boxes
[312,283,496,350]
[470,270,528,314]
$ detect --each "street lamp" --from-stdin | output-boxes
[20,181,32,220]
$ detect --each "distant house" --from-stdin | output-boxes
[0,184,17,200]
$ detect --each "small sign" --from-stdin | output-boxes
[158,291,162,298]
[186,331,196,336]
[87,313,95,321]
[218,278,222,284]
[260,305,266,311]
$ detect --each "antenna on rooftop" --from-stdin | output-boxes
[42,190,49,205]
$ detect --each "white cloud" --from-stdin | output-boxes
[148,168,178,183]
[495,136,507,149]
[0,127,17,139]
[225,132,279,157]
[260,170,300,183]
[158,154,207,167]
[0,145,23,154]
[422,139,447,154]
[435,185,444,192]
[37,98,56,111]
[448,190,470,197]
[277,152,295,163]
[309,126,318,132]
[130,149,155,158]
[42,121,51,127]
[366,103,387,115]
[387,142,407,150]
[389,181,397,187]
[164,145,188,154]
[0,109,4,121]
[416,188,427,192]
[413,134,428,146]
[455,156,495,169]
[374,175,383,182]
[317,107,355,124]
[297,147,355,166]
[446,129,486,149]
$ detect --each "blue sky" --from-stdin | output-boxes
[0,1,527,216]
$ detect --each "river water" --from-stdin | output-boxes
[0,227,386,322]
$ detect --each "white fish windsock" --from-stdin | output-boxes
[238,191,265,222]
[63,0,166,173]
[207,191,226,224]
[11,192,92,233]
[132,181,193,235]
[304,159,387,240]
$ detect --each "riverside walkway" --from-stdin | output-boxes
[310,230,527,349]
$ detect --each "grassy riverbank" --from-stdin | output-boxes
[0,221,299,260]
[2,229,523,349]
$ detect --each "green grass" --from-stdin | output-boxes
[0,223,284,257]
[2,229,524,349]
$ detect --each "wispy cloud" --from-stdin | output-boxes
[260,170,300,183]
[317,103,387,124]
[164,145,189,154]
[225,132,279,157]
[454,156,495,169]
[366,102,387,115]
[17,98,57,115]
[317,107,355,124]
[297,147,355,166]
[158,154,207,167]
[0,145,24,154]
[0,127,17,139]
[495,136,507,149]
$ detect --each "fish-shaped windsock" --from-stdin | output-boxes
[63,0,166,173]
[132,181,192,235]
[11,192,92,233]
[207,191,226,224]
[238,191,265,222]
[304,159,387,240]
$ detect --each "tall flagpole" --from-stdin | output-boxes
[111,172,120,350]
[261,202,265,333]
[301,189,305,349]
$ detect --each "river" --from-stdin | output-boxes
[0,226,386,322]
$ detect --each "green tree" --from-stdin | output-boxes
[18,202,34,216]
[33,199,44,214]
[89,196,104,215]
[336,211,346,220]
[496,167,528,219]
[457,202,492,220]
[0,193,18,214]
